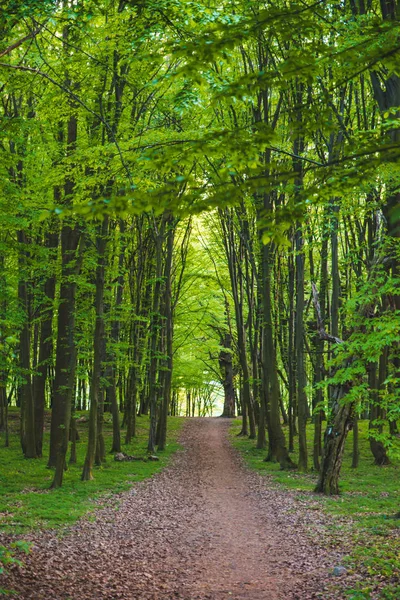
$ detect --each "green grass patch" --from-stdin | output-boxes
[231,419,400,599]
[0,412,184,534]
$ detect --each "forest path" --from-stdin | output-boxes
[4,419,343,599]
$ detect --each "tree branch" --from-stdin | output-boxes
[0,28,42,59]
[311,282,343,344]
[0,61,133,185]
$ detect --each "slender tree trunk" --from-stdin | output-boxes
[220,332,236,418]
[261,228,295,469]
[330,199,341,340]
[18,231,36,459]
[69,412,77,464]
[368,355,390,465]
[295,223,308,471]
[108,220,125,453]
[313,216,328,471]
[158,217,175,451]
[220,209,255,437]
[49,222,82,486]
[95,386,106,466]
[288,250,296,452]
[82,217,108,480]
[33,228,58,457]
[148,215,166,453]
[351,414,359,469]
[312,283,353,494]
[292,86,308,471]
[257,346,267,450]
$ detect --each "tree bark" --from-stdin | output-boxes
[18,230,36,459]
[82,216,108,480]
[219,332,236,418]
[147,215,166,453]
[261,227,295,469]
[158,216,175,451]
[315,385,353,495]
[33,227,58,457]
[312,283,353,494]
[49,221,82,486]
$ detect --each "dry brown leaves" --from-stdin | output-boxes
[1,419,351,599]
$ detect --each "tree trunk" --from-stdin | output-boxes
[158,217,175,451]
[261,232,295,469]
[108,220,125,453]
[69,413,77,464]
[82,216,108,480]
[313,215,328,471]
[287,251,296,453]
[147,215,166,453]
[219,332,236,418]
[312,283,354,494]
[18,231,36,459]
[315,385,352,494]
[220,208,255,437]
[295,224,308,471]
[49,223,82,486]
[351,414,359,469]
[33,228,58,457]
[368,357,390,466]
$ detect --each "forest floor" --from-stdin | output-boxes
[2,418,352,599]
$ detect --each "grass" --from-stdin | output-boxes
[230,419,400,600]
[0,409,184,534]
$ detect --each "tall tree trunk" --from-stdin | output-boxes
[220,332,236,418]
[351,415,359,469]
[158,217,175,451]
[220,209,255,438]
[18,231,36,459]
[147,215,166,453]
[49,222,82,486]
[82,216,108,480]
[261,229,295,469]
[312,283,353,494]
[295,223,308,471]
[33,227,58,457]
[313,214,329,471]
[108,220,125,453]
[288,251,296,453]
[49,20,81,486]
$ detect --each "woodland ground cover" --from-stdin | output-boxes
[231,419,400,599]
[0,411,183,534]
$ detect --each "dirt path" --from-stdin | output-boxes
[3,419,345,599]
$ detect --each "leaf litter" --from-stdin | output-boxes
[1,418,354,599]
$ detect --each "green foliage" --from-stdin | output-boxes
[0,540,31,575]
[0,539,31,596]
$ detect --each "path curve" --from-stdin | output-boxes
[3,419,344,599]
